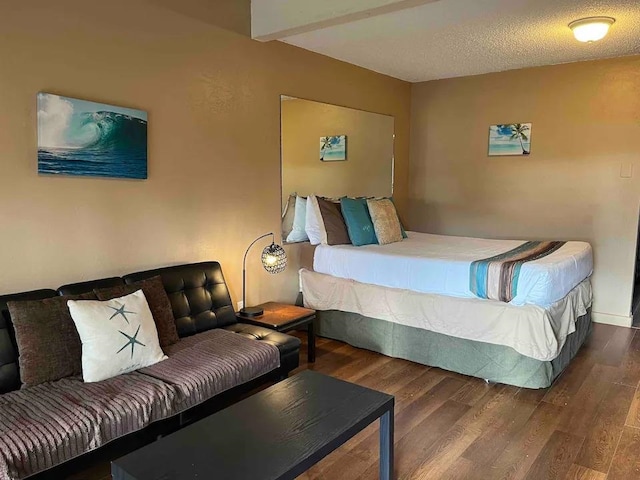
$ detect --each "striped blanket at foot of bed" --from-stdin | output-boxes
[470,240,566,303]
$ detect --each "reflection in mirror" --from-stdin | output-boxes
[281,96,394,243]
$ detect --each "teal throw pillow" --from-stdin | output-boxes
[340,197,378,246]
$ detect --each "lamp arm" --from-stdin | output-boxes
[242,232,274,309]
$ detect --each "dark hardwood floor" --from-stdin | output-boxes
[73,323,640,480]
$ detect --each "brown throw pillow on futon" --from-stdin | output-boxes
[317,197,351,245]
[94,276,179,348]
[8,292,97,388]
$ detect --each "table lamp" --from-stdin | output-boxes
[240,232,287,317]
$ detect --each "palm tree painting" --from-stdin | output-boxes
[488,123,532,156]
[320,135,347,161]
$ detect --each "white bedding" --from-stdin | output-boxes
[300,269,592,361]
[313,232,593,307]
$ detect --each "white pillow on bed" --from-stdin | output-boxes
[305,194,325,245]
[286,196,309,243]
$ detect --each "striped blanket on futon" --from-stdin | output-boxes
[470,240,566,303]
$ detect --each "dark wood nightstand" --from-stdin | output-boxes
[236,302,317,363]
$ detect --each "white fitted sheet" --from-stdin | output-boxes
[300,269,592,361]
[313,232,593,307]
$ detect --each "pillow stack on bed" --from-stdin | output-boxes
[283,193,406,247]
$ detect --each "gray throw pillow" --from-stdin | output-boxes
[8,292,96,388]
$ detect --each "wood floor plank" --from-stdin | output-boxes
[389,377,469,440]
[404,385,519,479]
[311,360,433,460]
[439,457,477,480]
[606,426,640,480]
[305,369,455,479]
[314,337,351,358]
[598,327,636,367]
[523,430,584,480]
[461,395,537,467]
[315,376,467,480]
[627,330,640,352]
[543,325,619,407]
[563,464,606,480]
[392,368,449,406]
[304,342,362,374]
[556,363,618,438]
[584,323,619,352]
[542,354,596,407]
[624,386,640,428]
[450,377,496,406]
[311,368,448,478]
[574,382,635,473]
[325,349,392,382]
[612,331,640,387]
[354,360,429,398]
[513,386,548,405]
[392,399,471,480]
[488,401,567,480]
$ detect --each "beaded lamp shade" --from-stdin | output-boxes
[240,232,287,317]
[261,243,287,274]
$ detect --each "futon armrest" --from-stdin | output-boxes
[223,323,301,355]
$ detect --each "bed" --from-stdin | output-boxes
[300,232,594,388]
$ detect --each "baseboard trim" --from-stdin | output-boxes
[591,311,632,328]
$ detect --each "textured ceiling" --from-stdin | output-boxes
[280,0,640,82]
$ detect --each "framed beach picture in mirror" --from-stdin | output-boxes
[488,123,531,156]
[37,93,148,179]
[320,135,347,161]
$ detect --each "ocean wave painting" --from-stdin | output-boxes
[37,93,147,179]
[488,123,532,156]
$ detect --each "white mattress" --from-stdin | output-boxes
[313,232,593,307]
[300,269,592,361]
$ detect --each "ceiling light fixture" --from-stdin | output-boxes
[569,17,615,43]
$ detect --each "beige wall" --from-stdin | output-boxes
[144,0,251,37]
[409,56,640,325]
[281,98,394,206]
[0,0,411,307]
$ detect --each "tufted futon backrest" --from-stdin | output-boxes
[57,277,125,296]
[123,262,236,338]
[0,289,58,393]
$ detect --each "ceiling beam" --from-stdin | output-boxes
[251,0,441,42]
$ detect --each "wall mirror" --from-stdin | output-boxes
[280,95,395,243]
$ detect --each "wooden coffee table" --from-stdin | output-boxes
[112,370,395,480]
[237,302,317,363]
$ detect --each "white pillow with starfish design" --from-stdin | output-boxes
[68,290,167,382]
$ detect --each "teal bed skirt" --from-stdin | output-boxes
[315,309,592,389]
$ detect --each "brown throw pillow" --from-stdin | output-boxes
[8,292,97,388]
[367,198,403,245]
[317,197,351,245]
[94,276,179,348]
